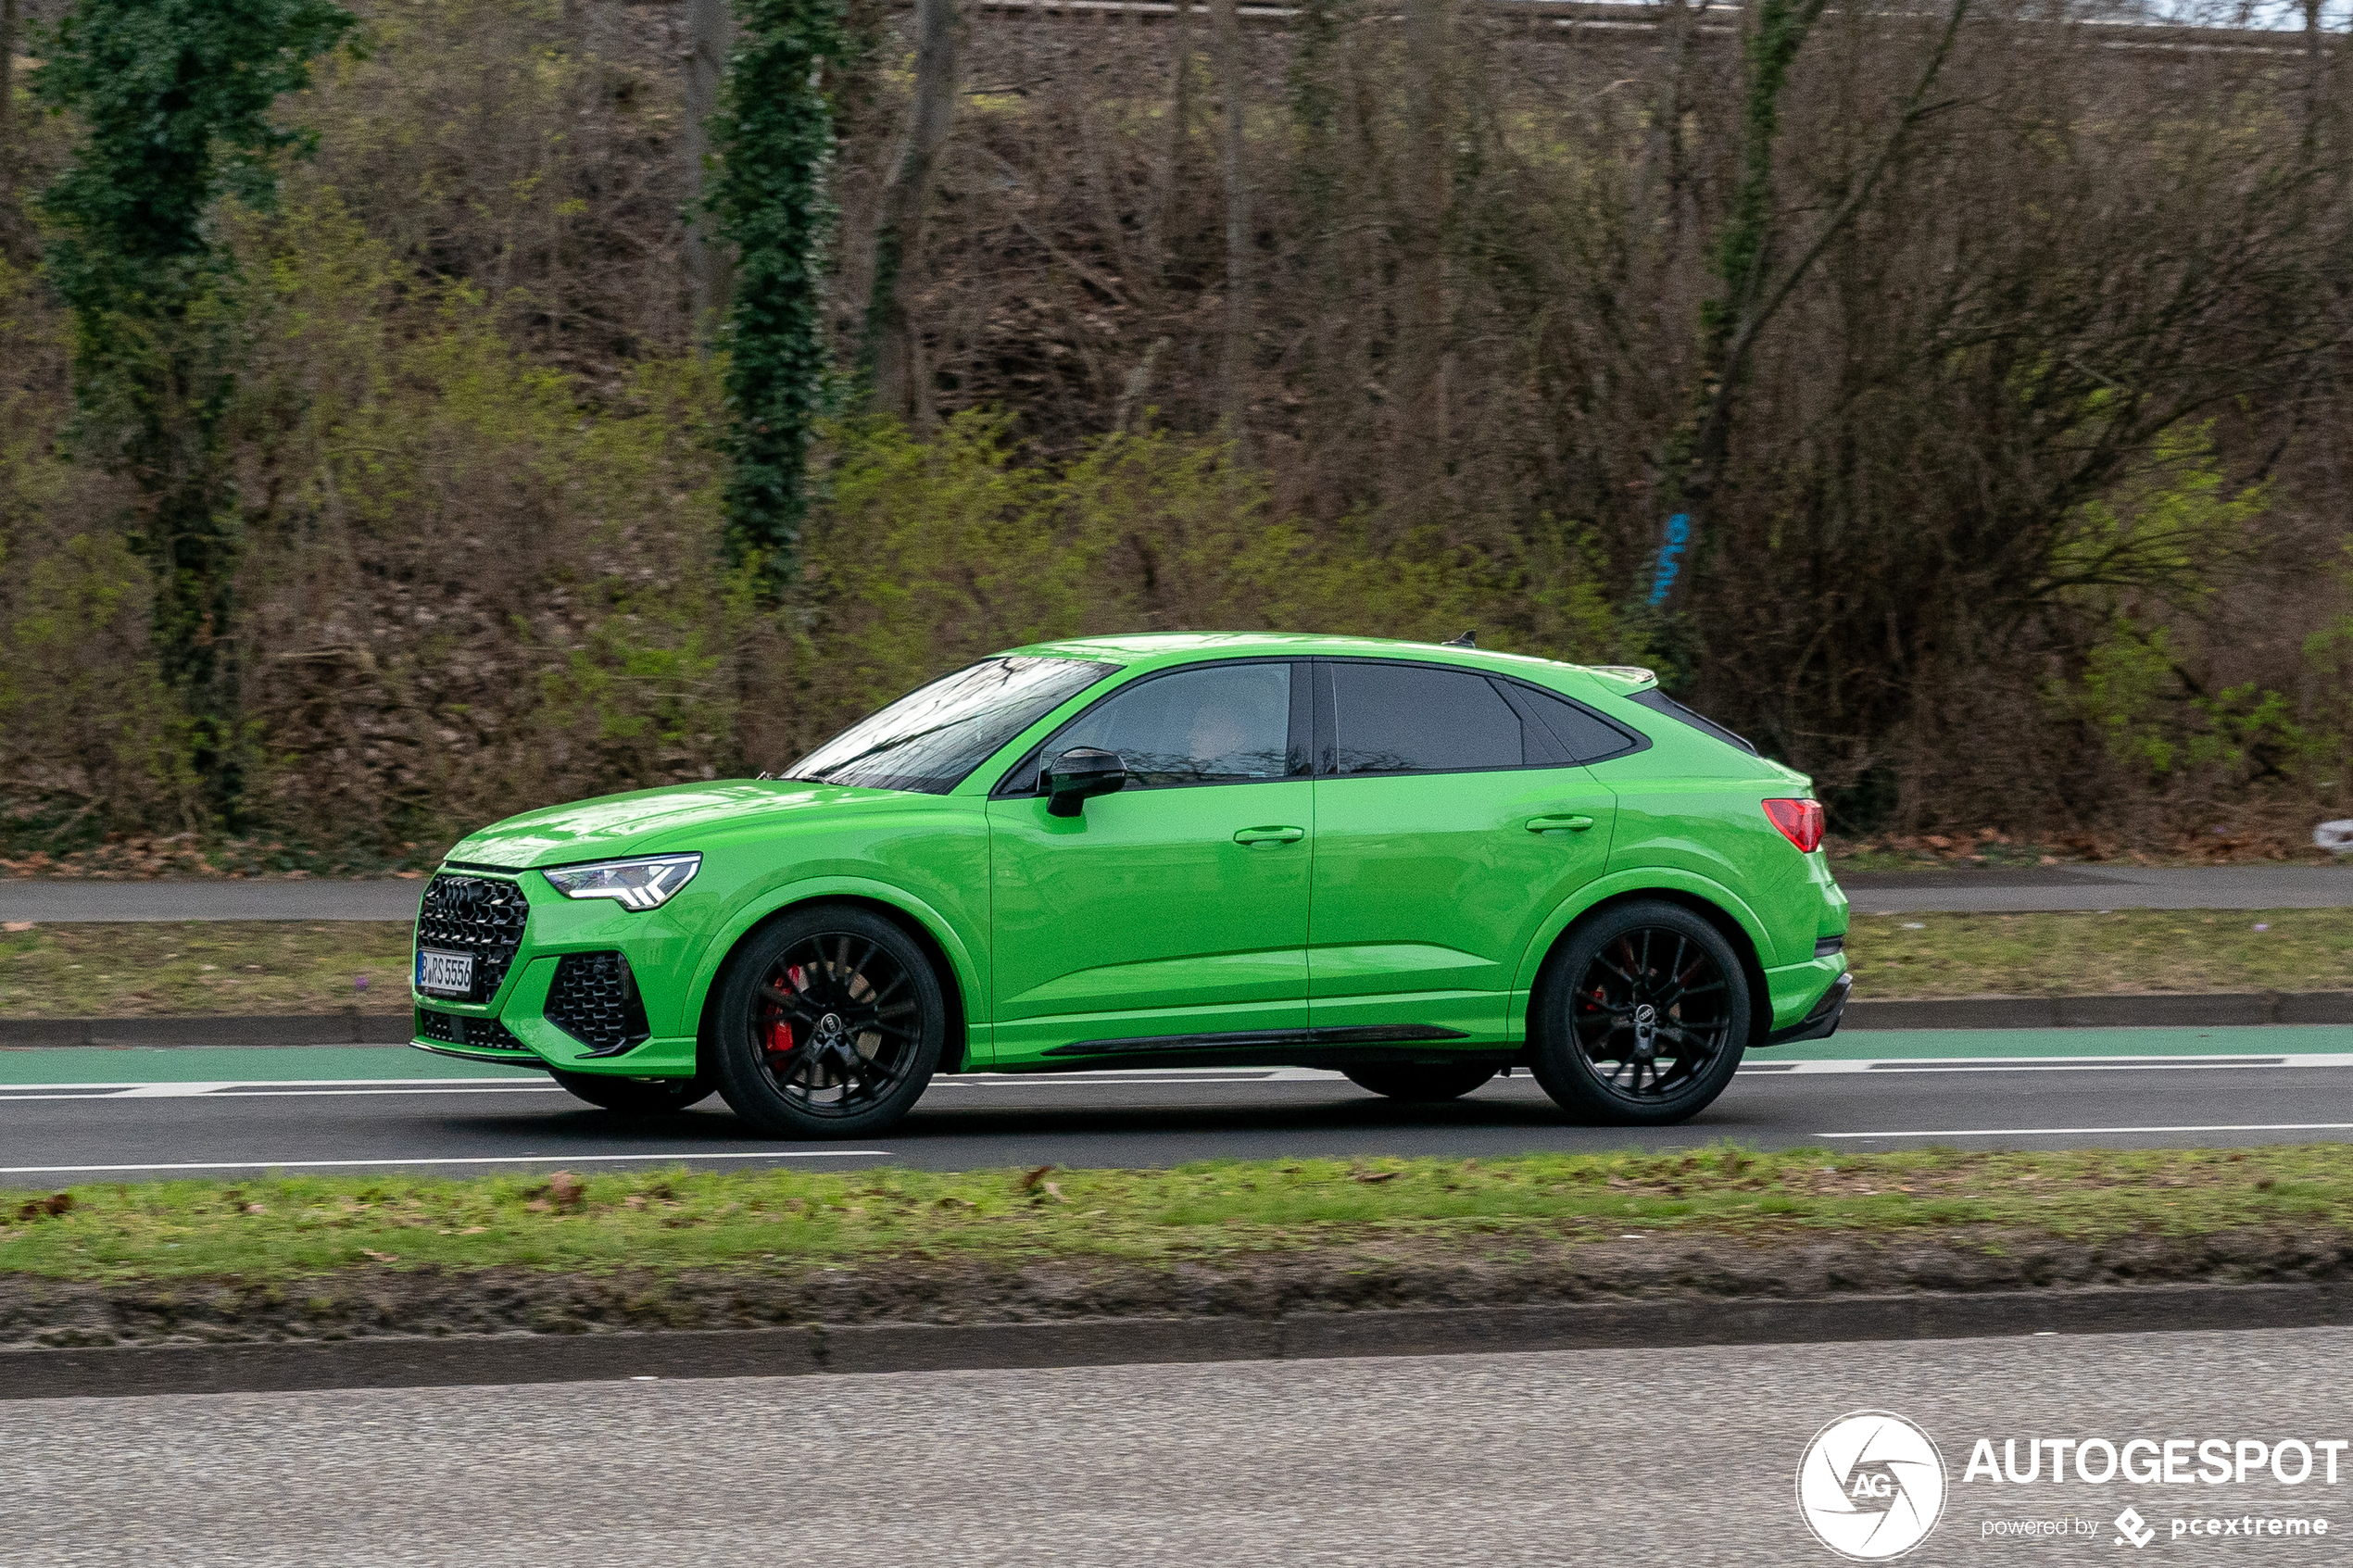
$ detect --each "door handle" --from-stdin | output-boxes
[1527,814,1596,834]
[1233,825,1306,847]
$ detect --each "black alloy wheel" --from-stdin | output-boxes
[711,904,944,1138]
[549,1069,714,1116]
[1529,900,1750,1126]
[1342,1062,1500,1102]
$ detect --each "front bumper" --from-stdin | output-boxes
[409,868,701,1078]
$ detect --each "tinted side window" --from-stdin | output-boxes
[1050,662,1293,787]
[1515,685,1642,762]
[1329,662,1521,775]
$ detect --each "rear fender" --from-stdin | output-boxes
[1506,870,1776,1043]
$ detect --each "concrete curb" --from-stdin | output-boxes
[8,1281,2350,1400]
[2,993,2348,1049]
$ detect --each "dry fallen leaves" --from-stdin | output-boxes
[12,1192,72,1222]
[360,1248,398,1264]
[1018,1164,1054,1193]
[1352,1170,1401,1185]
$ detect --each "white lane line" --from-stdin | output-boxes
[1818,1123,2353,1140]
[0,1069,1351,1098]
[207,1086,565,1098]
[0,1076,540,1094]
[1753,1053,2353,1074]
[107,1082,239,1098]
[933,1076,1291,1088]
[0,1150,887,1175]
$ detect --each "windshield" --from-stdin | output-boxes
[781,656,1120,795]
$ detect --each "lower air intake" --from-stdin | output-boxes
[415,1008,528,1051]
[545,951,652,1057]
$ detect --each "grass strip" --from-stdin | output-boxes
[1845,909,2353,997]
[0,922,413,1018]
[3,910,2350,1020]
[3,1147,2348,1285]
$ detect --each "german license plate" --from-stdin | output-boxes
[415,949,475,997]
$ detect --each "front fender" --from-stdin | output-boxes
[1504,868,1776,1036]
[681,873,991,1049]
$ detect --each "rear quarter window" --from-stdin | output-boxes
[1625,688,1759,757]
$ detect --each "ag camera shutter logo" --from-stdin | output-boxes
[1797,1410,1949,1560]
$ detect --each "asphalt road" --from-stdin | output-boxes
[0,878,428,922]
[4,1027,2349,1177]
[1841,862,2353,913]
[6,1325,2347,1566]
[4,863,2349,922]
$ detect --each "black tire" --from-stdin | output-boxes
[709,904,945,1139]
[1342,1062,1499,1102]
[1529,900,1750,1126]
[549,1069,714,1115]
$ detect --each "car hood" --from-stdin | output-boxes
[444,780,912,871]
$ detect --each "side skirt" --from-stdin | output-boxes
[1022,1024,1507,1074]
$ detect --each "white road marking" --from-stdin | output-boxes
[1752,1053,2353,1074]
[0,1068,1350,1098]
[0,1150,887,1176]
[107,1082,239,1098]
[206,1086,565,1098]
[1819,1123,2353,1140]
[0,1076,538,1094]
[1,1057,2344,1105]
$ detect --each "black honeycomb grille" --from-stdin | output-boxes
[545,951,651,1057]
[415,1007,528,1052]
[415,873,528,1003]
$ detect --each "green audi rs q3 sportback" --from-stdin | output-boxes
[411,633,1851,1135]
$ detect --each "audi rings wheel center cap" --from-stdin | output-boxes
[817,1013,844,1040]
[1633,1004,1657,1028]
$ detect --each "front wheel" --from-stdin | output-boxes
[710,905,944,1139]
[549,1070,713,1116]
[1342,1063,1499,1102]
[1529,900,1750,1126]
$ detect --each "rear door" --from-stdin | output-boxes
[986,659,1315,1061]
[1306,659,1622,1042]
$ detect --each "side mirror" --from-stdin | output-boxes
[1044,747,1128,817]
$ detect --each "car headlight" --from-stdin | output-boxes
[540,853,701,911]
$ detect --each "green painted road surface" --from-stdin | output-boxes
[0,1046,540,1086]
[1,1025,2348,1087]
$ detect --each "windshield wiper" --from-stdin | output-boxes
[792,712,978,781]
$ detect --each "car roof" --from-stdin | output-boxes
[1009,630,1655,690]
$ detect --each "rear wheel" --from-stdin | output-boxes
[549,1070,712,1116]
[1342,1062,1499,1102]
[1529,900,1749,1126]
[710,905,944,1139]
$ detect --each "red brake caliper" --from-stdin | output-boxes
[763,966,804,1060]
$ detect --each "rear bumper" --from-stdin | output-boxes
[1761,971,1851,1047]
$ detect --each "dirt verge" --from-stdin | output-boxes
[8,1225,2350,1353]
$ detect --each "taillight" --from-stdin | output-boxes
[1762,798,1824,853]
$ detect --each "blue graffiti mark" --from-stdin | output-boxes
[1648,513,1691,607]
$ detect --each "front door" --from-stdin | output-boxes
[987,659,1313,1062]
[1308,659,1618,1042]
